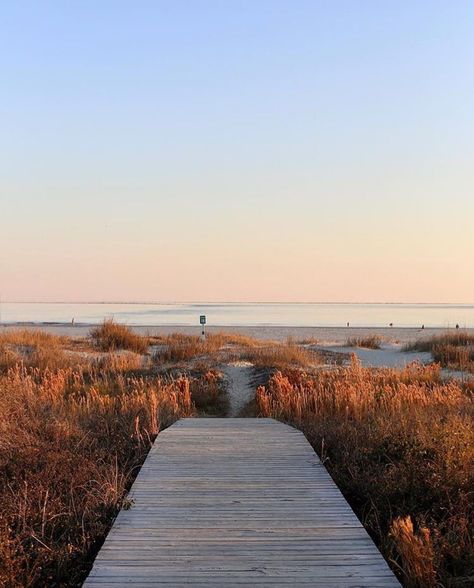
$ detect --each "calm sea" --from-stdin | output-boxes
[1,302,473,328]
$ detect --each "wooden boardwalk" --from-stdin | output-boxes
[85,418,400,587]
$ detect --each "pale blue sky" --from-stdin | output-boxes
[1,1,473,302]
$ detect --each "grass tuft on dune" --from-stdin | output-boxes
[405,331,474,372]
[90,319,149,354]
[346,335,382,349]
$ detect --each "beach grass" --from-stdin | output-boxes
[0,329,228,586]
[243,338,320,368]
[1,328,473,587]
[404,331,474,372]
[346,335,382,349]
[256,357,474,587]
[90,319,150,354]
[153,332,259,363]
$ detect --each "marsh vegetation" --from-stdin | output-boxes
[405,331,474,373]
[257,358,474,587]
[0,325,472,587]
[0,326,224,586]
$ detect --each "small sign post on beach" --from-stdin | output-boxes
[200,315,206,341]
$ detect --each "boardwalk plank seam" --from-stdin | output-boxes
[85,418,400,587]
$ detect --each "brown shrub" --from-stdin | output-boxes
[405,331,474,352]
[211,332,259,348]
[0,329,71,371]
[432,343,474,371]
[0,363,195,586]
[0,327,234,587]
[390,516,436,588]
[405,331,474,372]
[89,320,149,354]
[93,350,145,372]
[155,334,212,362]
[256,357,474,587]
[189,369,228,415]
[0,329,66,347]
[245,339,320,369]
[155,332,259,363]
[346,335,382,349]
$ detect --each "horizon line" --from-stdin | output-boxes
[2,300,474,306]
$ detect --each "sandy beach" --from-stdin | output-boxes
[2,323,472,346]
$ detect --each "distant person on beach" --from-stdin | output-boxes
[72,317,75,326]
[456,323,460,329]
[421,324,425,329]
[347,322,350,327]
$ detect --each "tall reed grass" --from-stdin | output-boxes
[346,335,382,349]
[257,357,474,587]
[90,319,149,354]
[0,330,202,586]
[405,331,474,373]
[153,332,259,363]
[0,329,71,371]
[244,338,320,368]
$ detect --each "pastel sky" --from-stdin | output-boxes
[1,1,473,303]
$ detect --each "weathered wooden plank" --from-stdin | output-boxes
[84,418,399,587]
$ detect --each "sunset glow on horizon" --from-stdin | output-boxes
[1,1,473,303]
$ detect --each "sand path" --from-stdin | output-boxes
[221,361,255,417]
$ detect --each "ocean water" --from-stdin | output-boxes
[1,302,473,328]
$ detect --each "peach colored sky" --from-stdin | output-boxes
[1,2,473,303]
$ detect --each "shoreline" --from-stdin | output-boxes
[2,323,473,345]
